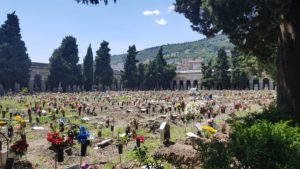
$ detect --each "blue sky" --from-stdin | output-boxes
[0,0,204,63]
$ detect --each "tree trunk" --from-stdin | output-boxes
[277,0,300,121]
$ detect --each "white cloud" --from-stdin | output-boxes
[155,19,167,25]
[143,9,160,16]
[168,5,175,12]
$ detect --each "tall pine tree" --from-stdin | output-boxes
[231,48,249,89]
[47,36,81,91]
[155,46,167,89]
[94,41,113,90]
[83,44,94,91]
[137,63,145,89]
[122,45,138,90]
[0,12,31,90]
[214,47,230,89]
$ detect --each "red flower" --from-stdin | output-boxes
[135,136,145,143]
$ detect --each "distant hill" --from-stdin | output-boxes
[111,34,234,70]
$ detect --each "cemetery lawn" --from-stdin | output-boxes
[0,90,275,168]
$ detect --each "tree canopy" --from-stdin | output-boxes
[175,0,300,120]
[122,45,138,89]
[83,44,94,91]
[0,12,31,90]
[47,36,82,91]
[94,41,113,90]
[75,0,116,5]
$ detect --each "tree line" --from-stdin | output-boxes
[201,47,262,90]
[0,12,176,93]
[47,37,176,91]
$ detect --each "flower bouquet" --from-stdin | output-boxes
[202,125,217,138]
[46,131,68,162]
[220,123,227,134]
[77,126,90,156]
[10,139,29,158]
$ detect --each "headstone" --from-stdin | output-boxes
[159,122,170,143]
[97,139,112,148]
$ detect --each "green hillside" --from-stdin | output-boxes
[111,34,234,68]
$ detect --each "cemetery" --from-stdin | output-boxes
[0,90,277,168]
[1,0,300,169]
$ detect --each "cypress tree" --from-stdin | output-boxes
[83,44,94,91]
[214,47,230,89]
[0,12,31,90]
[137,63,145,89]
[94,41,113,90]
[122,45,138,90]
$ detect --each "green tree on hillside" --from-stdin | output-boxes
[175,0,300,120]
[94,41,113,90]
[0,12,31,90]
[83,44,94,91]
[122,45,138,90]
[47,36,81,91]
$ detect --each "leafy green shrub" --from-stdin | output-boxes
[196,139,233,169]
[234,104,294,127]
[230,120,300,169]
[133,145,149,164]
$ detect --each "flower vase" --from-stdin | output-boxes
[57,146,64,162]
[81,142,87,156]
[118,144,123,154]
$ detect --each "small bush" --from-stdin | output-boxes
[234,104,294,127]
[230,120,300,169]
[196,139,233,169]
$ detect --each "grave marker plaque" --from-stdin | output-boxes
[159,122,170,143]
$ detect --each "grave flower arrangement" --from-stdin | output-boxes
[234,100,242,110]
[184,101,199,121]
[135,135,145,143]
[10,139,29,157]
[77,126,90,156]
[46,131,66,162]
[46,131,64,146]
[202,125,217,138]
[220,123,227,133]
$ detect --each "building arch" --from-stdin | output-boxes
[193,80,198,88]
[186,80,191,89]
[172,80,177,90]
[253,79,259,90]
[263,78,270,90]
[179,80,184,90]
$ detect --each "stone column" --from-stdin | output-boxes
[249,80,253,90]
[183,81,187,90]
[259,79,263,90]
[269,80,273,90]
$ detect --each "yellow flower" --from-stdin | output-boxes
[15,115,24,123]
[0,121,7,125]
[202,125,217,134]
